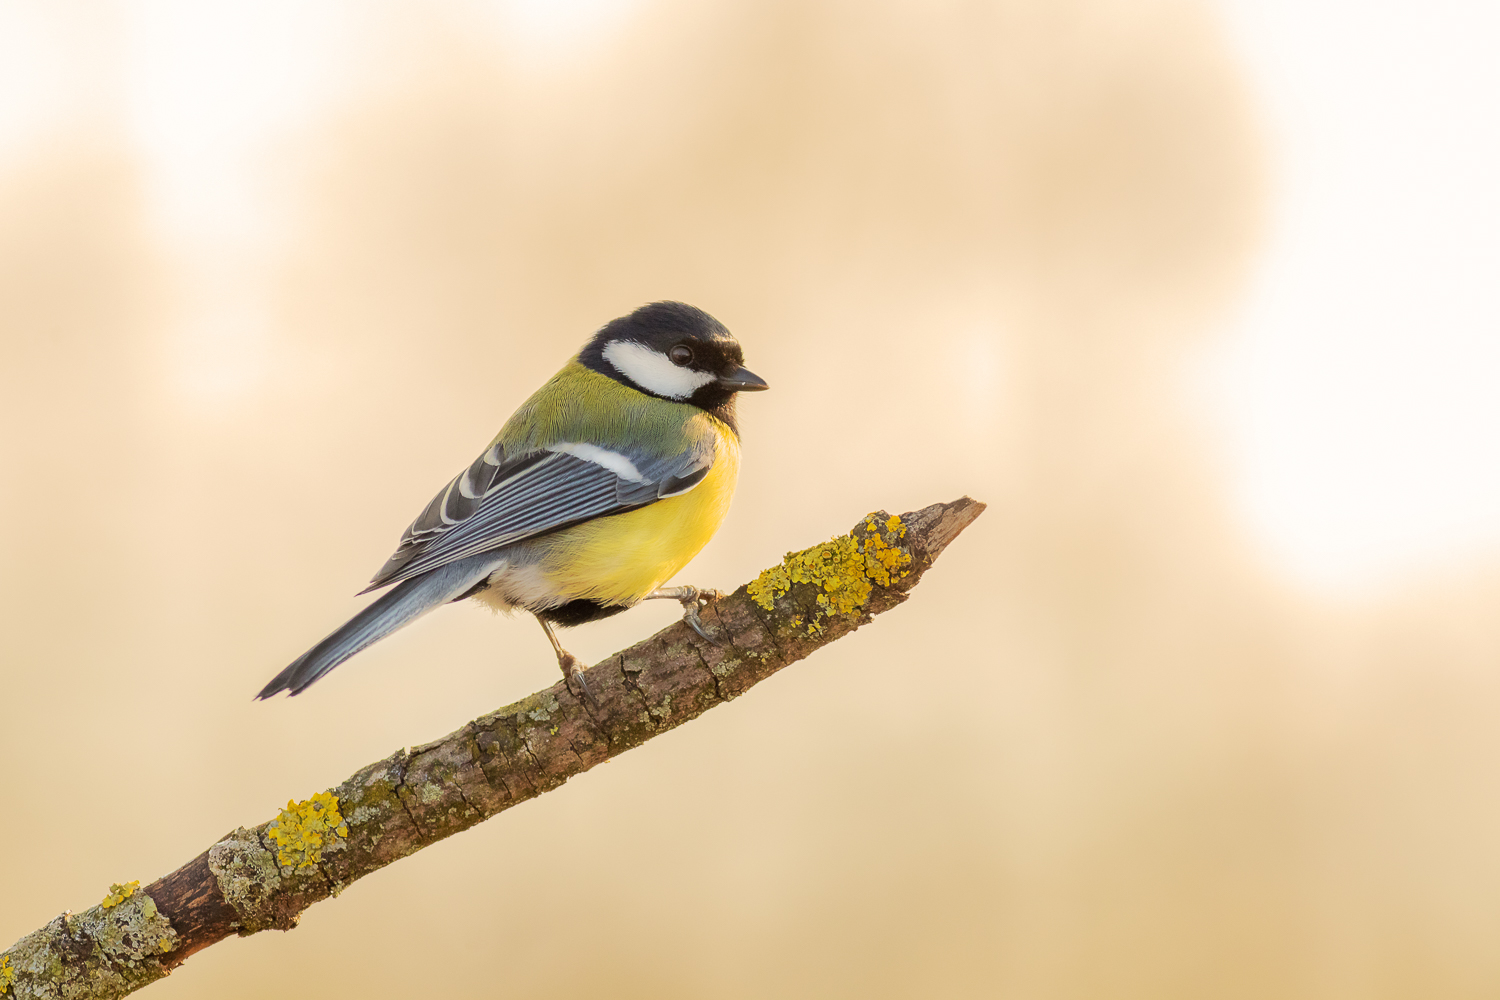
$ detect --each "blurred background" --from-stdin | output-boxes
[2,0,1499,996]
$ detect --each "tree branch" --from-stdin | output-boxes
[1,497,985,1000]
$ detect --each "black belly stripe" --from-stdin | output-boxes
[538,598,631,627]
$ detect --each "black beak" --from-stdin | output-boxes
[718,366,770,392]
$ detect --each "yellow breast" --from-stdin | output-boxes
[516,419,741,607]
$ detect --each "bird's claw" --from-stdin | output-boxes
[559,652,599,709]
[643,585,727,645]
[679,587,726,646]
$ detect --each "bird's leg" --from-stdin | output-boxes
[643,585,725,646]
[537,615,596,708]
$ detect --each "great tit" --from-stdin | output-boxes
[256,301,768,701]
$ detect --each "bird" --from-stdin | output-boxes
[256,301,768,702]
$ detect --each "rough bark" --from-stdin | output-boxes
[1,497,985,1000]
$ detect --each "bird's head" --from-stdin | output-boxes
[580,301,769,411]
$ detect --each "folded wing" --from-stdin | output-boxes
[362,437,714,592]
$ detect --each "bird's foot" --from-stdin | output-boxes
[537,614,598,708]
[645,585,726,646]
[558,650,599,708]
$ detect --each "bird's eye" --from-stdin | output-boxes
[668,345,694,366]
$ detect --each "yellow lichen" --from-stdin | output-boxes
[267,791,348,871]
[746,561,792,612]
[1,954,14,993]
[101,880,139,909]
[861,514,912,587]
[746,513,913,629]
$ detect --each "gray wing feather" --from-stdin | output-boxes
[259,552,503,698]
[363,438,714,591]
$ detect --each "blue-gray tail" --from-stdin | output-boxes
[256,556,501,699]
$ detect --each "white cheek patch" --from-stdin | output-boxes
[602,339,715,400]
[546,442,646,482]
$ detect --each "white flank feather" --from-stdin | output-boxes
[546,442,647,482]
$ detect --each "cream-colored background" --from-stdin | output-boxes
[3,2,1499,997]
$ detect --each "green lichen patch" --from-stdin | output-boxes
[338,758,404,830]
[648,693,673,723]
[747,512,914,634]
[208,828,283,933]
[100,881,139,909]
[87,891,179,960]
[3,887,180,998]
[524,693,561,723]
[267,791,347,871]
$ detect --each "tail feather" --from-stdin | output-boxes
[256,556,501,699]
